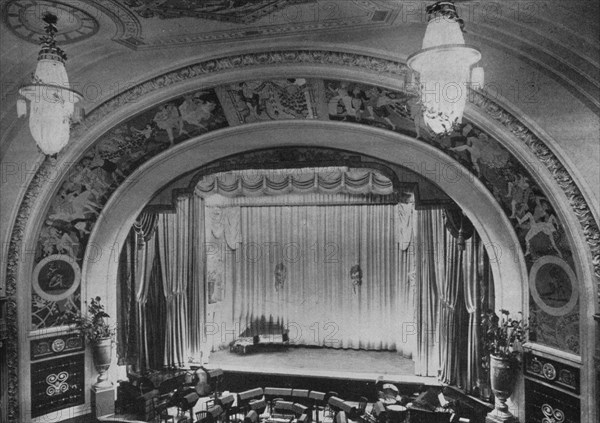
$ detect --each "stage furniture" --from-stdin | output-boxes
[177,391,200,422]
[203,368,225,397]
[249,398,268,414]
[335,410,348,423]
[292,403,309,417]
[265,387,293,410]
[273,400,296,418]
[357,397,368,416]
[196,410,214,423]
[238,387,265,414]
[324,391,340,418]
[385,404,407,423]
[207,404,225,422]
[215,393,237,422]
[308,390,326,423]
[327,396,357,417]
[244,409,259,423]
[291,389,311,407]
[230,321,290,355]
[117,380,162,421]
[153,396,176,423]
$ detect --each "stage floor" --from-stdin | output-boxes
[205,346,435,385]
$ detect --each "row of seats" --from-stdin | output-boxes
[154,385,372,423]
[197,387,348,423]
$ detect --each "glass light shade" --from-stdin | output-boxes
[471,66,485,89]
[19,56,82,155]
[408,16,481,134]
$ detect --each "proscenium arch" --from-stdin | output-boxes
[83,121,526,333]
[7,49,597,423]
[86,121,526,307]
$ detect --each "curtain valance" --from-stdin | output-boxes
[195,167,408,204]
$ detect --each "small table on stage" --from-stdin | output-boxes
[385,404,407,423]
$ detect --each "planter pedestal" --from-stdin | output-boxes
[486,355,519,423]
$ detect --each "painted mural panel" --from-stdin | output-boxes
[323,79,418,136]
[217,78,319,124]
[124,0,316,23]
[29,77,579,354]
[31,89,227,329]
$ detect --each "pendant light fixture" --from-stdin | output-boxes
[407,1,483,135]
[17,13,83,156]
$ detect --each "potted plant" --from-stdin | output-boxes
[481,309,529,423]
[70,296,116,388]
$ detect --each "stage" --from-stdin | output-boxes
[203,346,436,386]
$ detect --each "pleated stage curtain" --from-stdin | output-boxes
[414,209,441,377]
[413,208,493,390]
[204,203,405,351]
[116,231,138,366]
[141,237,166,370]
[119,186,491,394]
[188,196,206,363]
[157,196,196,367]
[463,234,494,395]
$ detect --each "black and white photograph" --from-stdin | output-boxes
[0,1,598,423]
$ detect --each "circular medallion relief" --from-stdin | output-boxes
[33,254,81,302]
[3,0,99,44]
[529,255,578,316]
[542,363,556,380]
[51,338,66,353]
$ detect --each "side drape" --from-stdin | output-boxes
[116,231,138,366]
[157,196,192,367]
[187,195,206,363]
[414,209,440,376]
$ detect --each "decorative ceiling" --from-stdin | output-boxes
[3,0,99,44]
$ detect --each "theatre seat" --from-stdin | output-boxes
[308,391,326,423]
[273,400,296,417]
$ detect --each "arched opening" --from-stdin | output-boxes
[78,121,527,416]
[7,54,596,423]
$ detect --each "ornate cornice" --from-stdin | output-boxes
[5,158,54,422]
[4,48,599,422]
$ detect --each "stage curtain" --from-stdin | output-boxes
[395,203,416,358]
[414,208,489,390]
[438,234,465,385]
[157,196,194,367]
[117,212,160,369]
[143,244,167,370]
[208,203,401,351]
[188,196,207,363]
[116,231,138,366]
[414,209,441,376]
[195,168,398,198]
[463,234,494,395]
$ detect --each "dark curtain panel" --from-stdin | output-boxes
[116,231,138,366]
[143,240,167,370]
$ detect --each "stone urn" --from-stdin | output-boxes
[92,337,113,388]
[487,355,518,423]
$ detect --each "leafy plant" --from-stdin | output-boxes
[69,296,115,344]
[481,309,529,368]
